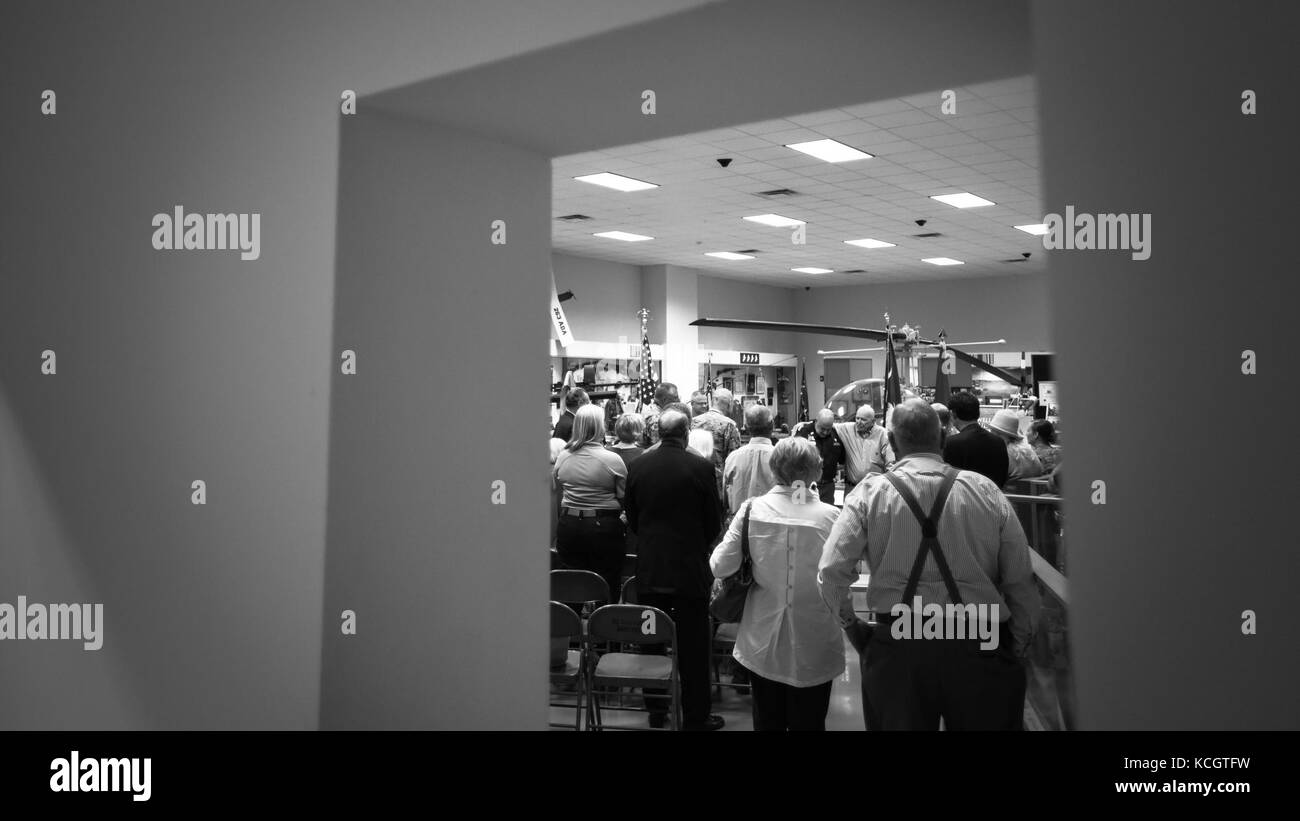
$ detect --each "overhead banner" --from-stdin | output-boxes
[549,271,574,348]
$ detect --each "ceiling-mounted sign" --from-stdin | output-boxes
[549,271,574,348]
[739,352,760,364]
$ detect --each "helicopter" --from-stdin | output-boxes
[690,313,1033,422]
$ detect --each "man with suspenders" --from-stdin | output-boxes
[817,399,1042,730]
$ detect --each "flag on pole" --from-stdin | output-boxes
[798,358,810,423]
[637,329,657,408]
[883,326,903,412]
[934,340,952,405]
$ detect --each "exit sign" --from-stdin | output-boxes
[739,352,760,364]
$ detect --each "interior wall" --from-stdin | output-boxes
[1035,0,1296,729]
[321,111,551,729]
[697,275,798,354]
[0,0,715,730]
[793,274,1050,399]
[551,252,644,344]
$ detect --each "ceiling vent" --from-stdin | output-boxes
[735,249,760,254]
[556,214,593,221]
[755,188,799,197]
[843,269,866,273]
[913,231,943,238]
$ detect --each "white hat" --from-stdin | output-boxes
[988,409,1023,439]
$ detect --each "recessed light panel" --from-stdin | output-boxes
[594,231,654,242]
[786,139,874,163]
[922,257,964,266]
[744,213,805,227]
[574,172,658,192]
[930,192,995,208]
[844,238,897,249]
[792,267,833,274]
[705,252,755,260]
[1015,223,1050,235]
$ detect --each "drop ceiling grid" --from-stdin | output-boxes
[552,76,1043,286]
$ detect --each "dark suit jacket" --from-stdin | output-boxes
[942,423,1010,488]
[552,410,575,443]
[625,439,722,599]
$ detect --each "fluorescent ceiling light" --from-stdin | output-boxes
[1015,223,1050,236]
[930,192,995,208]
[744,213,805,227]
[594,231,654,242]
[574,172,658,192]
[844,238,896,249]
[785,139,874,163]
[705,252,755,260]
[792,267,834,274]
[922,257,964,266]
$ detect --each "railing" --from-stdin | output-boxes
[1005,489,1073,731]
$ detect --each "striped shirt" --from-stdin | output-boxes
[817,453,1041,654]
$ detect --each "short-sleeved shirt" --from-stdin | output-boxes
[553,443,627,510]
[692,410,742,473]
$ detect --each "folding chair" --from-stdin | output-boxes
[710,618,752,698]
[548,601,587,730]
[620,553,637,585]
[619,576,639,604]
[586,604,680,731]
[550,569,610,616]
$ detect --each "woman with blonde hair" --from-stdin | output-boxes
[553,404,627,601]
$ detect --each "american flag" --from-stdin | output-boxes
[637,330,656,407]
[798,359,810,423]
[883,326,903,411]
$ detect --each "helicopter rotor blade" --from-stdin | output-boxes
[691,318,894,342]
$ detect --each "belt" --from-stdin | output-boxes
[561,507,621,518]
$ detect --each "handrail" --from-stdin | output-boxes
[1029,547,1068,604]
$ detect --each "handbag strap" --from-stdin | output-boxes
[740,500,752,561]
[883,468,962,606]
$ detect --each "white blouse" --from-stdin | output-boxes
[709,486,844,687]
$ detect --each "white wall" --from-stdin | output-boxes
[551,253,644,345]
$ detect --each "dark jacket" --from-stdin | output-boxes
[625,438,723,599]
[942,423,1010,488]
[552,410,575,443]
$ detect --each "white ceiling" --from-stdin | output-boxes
[552,76,1043,287]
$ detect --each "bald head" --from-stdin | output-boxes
[712,388,733,412]
[888,398,942,457]
[658,409,690,441]
[854,404,877,435]
[815,408,835,433]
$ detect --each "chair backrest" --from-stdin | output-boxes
[550,601,583,639]
[620,576,638,604]
[588,604,675,647]
[550,569,609,604]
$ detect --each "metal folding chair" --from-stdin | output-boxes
[548,601,587,730]
[586,604,681,731]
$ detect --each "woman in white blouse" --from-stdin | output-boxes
[709,436,843,731]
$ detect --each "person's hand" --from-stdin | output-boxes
[845,618,874,655]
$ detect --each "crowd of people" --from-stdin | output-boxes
[549,380,1060,731]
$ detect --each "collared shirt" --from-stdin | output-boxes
[817,453,1041,654]
[711,487,844,687]
[833,422,893,484]
[552,442,627,510]
[723,437,777,514]
[692,410,742,473]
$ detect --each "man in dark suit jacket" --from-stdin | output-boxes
[941,392,1009,488]
[551,387,589,443]
[624,409,724,731]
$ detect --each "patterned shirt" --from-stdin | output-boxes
[691,410,742,474]
[833,422,893,484]
[1006,441,1045,482]
[639,404,661,447]
[1033,443,1062,473]
[817,453,1041,654]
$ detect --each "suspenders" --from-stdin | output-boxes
[882,468,963,607]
